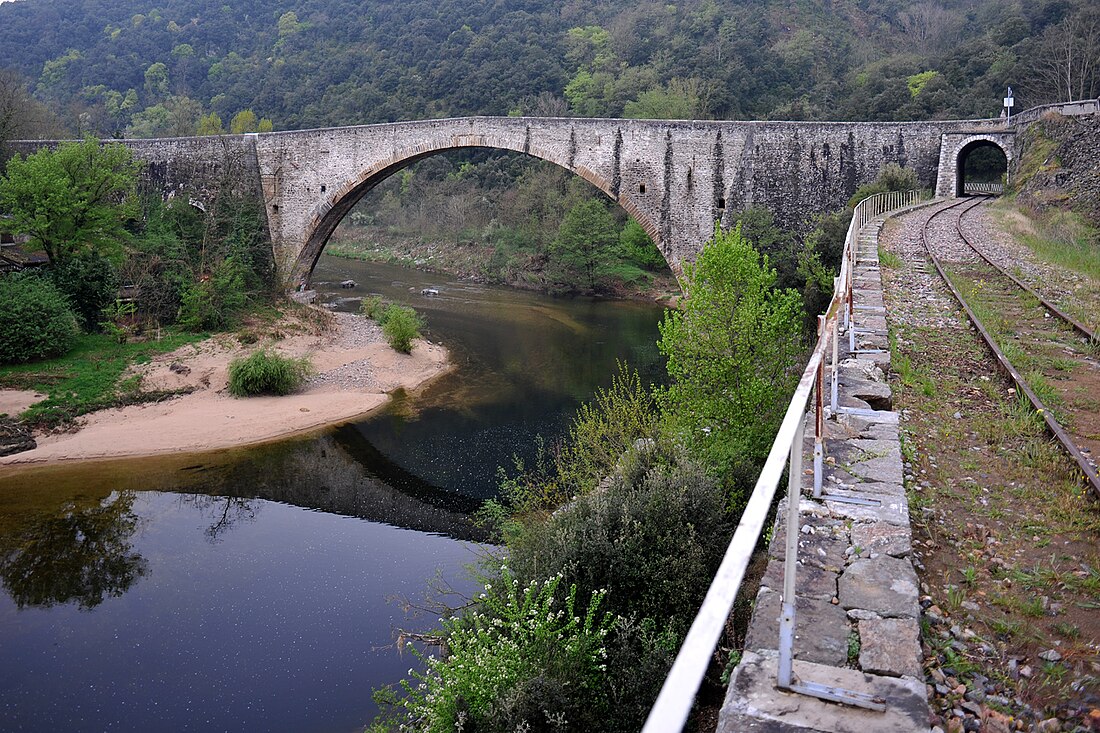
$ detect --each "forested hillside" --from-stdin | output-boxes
[0,0,1097,139]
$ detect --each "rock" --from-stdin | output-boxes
[1037,649,1062,662]
[340,279,356,289]
[926,605,946,624]
[421,287,440,296]
[0,417,36,457]
[839,555,920,617]
[858,617,922,677]
[981,707,1014,733]
[742,588,850,666]
[1036,719,1061,733]
[851,521,912,558]
[169,361,191,375]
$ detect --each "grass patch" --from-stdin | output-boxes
[1019,210,1100,281]
[878,248,902,269]
[227,349,313,397]
[0,330,205,429]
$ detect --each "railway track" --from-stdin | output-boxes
[919,196,1100,498]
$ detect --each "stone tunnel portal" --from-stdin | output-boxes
[956,139,1009,196]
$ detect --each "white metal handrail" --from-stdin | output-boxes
[642,188,926,732]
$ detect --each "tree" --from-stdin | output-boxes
[142,62,169,103]
[0,138,141,266]
[658,224,805,494]
[0,69,65,146]
[229,109,257,133]
[1030,11,1100,102]
[197,111,224,135]
[552,198,619,291]
[624,78,709,120]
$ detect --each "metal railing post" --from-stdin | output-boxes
[831,308,839,414]
[776,413,805,689]
[814,315,825,498]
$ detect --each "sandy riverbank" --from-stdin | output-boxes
[0,310,450,467]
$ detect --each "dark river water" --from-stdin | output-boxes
[0,256,666,732]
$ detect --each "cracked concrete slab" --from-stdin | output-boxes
[718,651,929,733]
[744,589,849,667]
[839,556,919,618]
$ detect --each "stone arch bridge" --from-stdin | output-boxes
[6,115,1022,288]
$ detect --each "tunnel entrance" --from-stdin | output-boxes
[956,140,1008,196]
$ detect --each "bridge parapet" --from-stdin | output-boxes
[9,109,1092,288]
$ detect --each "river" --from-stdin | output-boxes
[0,256,666,732]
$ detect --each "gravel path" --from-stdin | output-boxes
[306,312,387,392]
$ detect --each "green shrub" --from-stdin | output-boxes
[379,304,423,353]
[177,257,249,331]
[658,224,805,499]
[848,163,919,207]
[47,251,119,331]
[507,456,732,636]
[0,275,80,364]
[359,295,386,320]
[395,569,614,733]
[226,349,312,396]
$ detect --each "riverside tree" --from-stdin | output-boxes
[658,223,805,496]
[0,137,141,267]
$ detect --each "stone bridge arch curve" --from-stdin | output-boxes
[270,125,665,288]
[935,131,1015,198]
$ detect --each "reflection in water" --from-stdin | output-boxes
[181,495,260,542]
[313,257,667,499]
[0,491,478,733]
[0,491,147,611]
[0,258,666,732]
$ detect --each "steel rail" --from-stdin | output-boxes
[954,200,1096,343]
[921,199,1100,499]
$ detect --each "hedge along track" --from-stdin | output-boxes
[920,196,1100,499]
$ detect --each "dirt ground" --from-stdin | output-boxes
[0,309,451,467]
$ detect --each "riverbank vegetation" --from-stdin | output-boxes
[0,138,278,425]
[360,298,425,354]
[227,349,313,397]
[371,223,808,732]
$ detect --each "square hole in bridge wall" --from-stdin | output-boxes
[639,183,646,194]
[321,185,326,193]
[717,197,726,210]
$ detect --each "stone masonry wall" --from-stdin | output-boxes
[4,115,1015,288]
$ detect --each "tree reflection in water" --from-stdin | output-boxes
[0,491,148,610]
[181,495,259,542]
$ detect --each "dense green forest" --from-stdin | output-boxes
[1,0,1097,295]
[1,0,1098,141]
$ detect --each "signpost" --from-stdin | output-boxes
[1004,86,1014,121]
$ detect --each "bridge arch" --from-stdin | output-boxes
[290,136,663,288]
